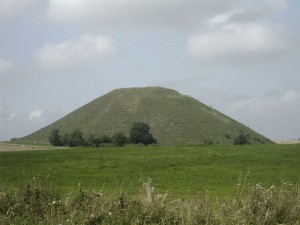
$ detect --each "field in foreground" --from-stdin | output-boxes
[0,144,299,196]
[1,179,299,224]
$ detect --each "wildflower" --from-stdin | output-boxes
[252,183,264,191]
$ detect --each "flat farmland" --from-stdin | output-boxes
[0,144,299,196]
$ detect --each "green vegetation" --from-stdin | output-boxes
[234,133,250,145]
[1,144,299,223]
[0,176,299,224]
[129,122,157,145]
[47,121,156,147]
[19,87,272,145]
[111,132,128,146]
[0,145,299,196]
[48,129,62,146]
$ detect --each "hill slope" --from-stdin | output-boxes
[22,87,272,145]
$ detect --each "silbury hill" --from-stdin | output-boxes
[22,87,272,145]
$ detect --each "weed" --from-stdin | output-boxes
[0,179,299,224]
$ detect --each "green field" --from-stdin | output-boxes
[1,144,299,196]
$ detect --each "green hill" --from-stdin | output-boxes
[21,87,272,145]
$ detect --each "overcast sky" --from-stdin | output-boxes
[1,0,299,141]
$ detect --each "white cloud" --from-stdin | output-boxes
[35,34,115,71]
[187,0,290,65]
[29,109,44,120]
[47,0,240,28]
[189,22,287,64]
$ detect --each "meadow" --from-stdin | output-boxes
[1,144,300,224]
[0,144,299,196]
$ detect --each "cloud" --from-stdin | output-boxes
[187,0,289,65]
[34,34,115,71]
[226,90,300,114]
[47,0,240,28]
[188,22,287,65]
[29,109,44,120]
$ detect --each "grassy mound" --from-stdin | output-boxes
[21,87,272,145]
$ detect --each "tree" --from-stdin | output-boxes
[49,129,62,146]
[234,134,250,145]
[61,133,70,146]
[112,132,128,146]
[130,122,157,145]
[69,129,85,147]
[85,135,102,147]
[101,134,111,144]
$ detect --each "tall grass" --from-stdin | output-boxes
[1,178,299,224]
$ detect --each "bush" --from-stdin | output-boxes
[130,122,157,145]
[112,132,128,146]
[69,130,85,147]
[85,135,102,147]
[234,134,250,145]
[49,129,62,146]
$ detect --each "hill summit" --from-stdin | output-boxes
[23,87,272,145]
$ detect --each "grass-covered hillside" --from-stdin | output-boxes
[21,87,272,145]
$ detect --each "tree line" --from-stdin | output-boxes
[49,122,157,147]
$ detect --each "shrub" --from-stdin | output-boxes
[130,122,157,145]
[49,129,62,146]
[85,135,102,147]
[69,129,85,147]
[112,132,128,146]
[234,134,250,145]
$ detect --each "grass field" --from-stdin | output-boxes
[0,144,299,197]
[1,144,300,224]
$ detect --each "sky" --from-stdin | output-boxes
[0,0,300,141]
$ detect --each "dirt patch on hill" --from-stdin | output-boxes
[0,143,51,152]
